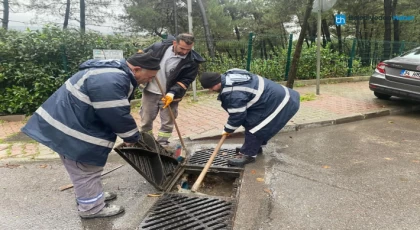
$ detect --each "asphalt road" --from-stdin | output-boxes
[2,112,420,229]
[235,111,420,230]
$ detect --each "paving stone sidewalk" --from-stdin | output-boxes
[1,80,419,161]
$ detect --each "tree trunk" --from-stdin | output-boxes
[197,0,215,57]
[286,0,314,89]
[2,0,9,30]
[280,22,287,49]
[63,0,70,29]
[234,26,240,40]
[333,13,343,53]
[383,0,392,60]
[80,0,86,33]
[308,20,316,46]
[360,18,370,66]
[321,18,331,48]
[392,0,400,55]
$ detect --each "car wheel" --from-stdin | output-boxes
[374,92,391,100]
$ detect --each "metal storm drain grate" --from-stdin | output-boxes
[114,147,179,190]
[188,148,237,167]
[140,193,235,230]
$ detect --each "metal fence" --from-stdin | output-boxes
[55,33,420,82]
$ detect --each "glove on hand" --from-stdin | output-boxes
[222,131,231,136]
[162,93,174,109]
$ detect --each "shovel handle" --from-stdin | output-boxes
[191,135,227,192]
[153,77,188,155]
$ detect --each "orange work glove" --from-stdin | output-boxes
[162,93,174,109]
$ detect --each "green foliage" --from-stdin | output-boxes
[0,26,146,115]
[0,26,372,115]
[197,43,359,89]
[294,43,351,79]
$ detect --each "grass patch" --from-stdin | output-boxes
[300,93,317,102]
[0,120,6,124]
[131,101,142,110]
[294,82,309,87]
[6,145,11,156]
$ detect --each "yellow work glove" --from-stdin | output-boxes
[222,131,230,136]
[162,93,174,109]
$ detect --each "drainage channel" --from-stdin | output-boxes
[187,148,238,167]
[114,135,243,230]
[140,194,236,230]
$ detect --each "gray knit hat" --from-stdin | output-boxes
[200,72,221,88]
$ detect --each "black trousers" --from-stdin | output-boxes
[240,130,267,157]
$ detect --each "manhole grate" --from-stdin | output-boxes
[114,147,179,190]
[113,132,180,190]
[188,148,237,167]
[140,193,235,230]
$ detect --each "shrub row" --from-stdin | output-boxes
[0,27,369,115]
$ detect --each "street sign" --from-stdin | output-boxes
[93,49,123,60]
[312,0,337,12]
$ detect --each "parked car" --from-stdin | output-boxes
[369,47,420,101]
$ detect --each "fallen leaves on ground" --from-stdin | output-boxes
[264,188,272,195]
[256,178,264,182]
[0,164,20,169]
[322,165,330,169]
[147,193,163,197]
[39,164,48,168]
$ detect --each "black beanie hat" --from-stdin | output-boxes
[200,72,221,88]
[126,51,161,70]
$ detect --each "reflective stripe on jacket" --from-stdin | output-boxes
[218,69,300,141]
[22,59,140,166]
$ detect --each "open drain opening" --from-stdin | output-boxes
[171,170,240,197]
[140,194,235,230]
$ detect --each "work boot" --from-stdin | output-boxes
[76,192,116,206]
[79,204,124,219]
[104,192,117,201]
[160,142,175,152]
[227,154,256,167]
[235,147,263,155]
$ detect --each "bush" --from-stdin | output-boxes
[198,44,358,84]
[0,27,364,115]
[0,26,154,115]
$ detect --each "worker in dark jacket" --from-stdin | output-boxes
[21,51,161,219]
[140,33,205,147]
[199,69,300,166]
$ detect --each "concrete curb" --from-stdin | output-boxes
[0,114,26,122]
[187,105,420,141]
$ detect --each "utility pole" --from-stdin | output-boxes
[187,0,197,101]
[173,0,178,35]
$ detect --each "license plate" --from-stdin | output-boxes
[400,70,420,79]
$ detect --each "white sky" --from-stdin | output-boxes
[4,1,125,34]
